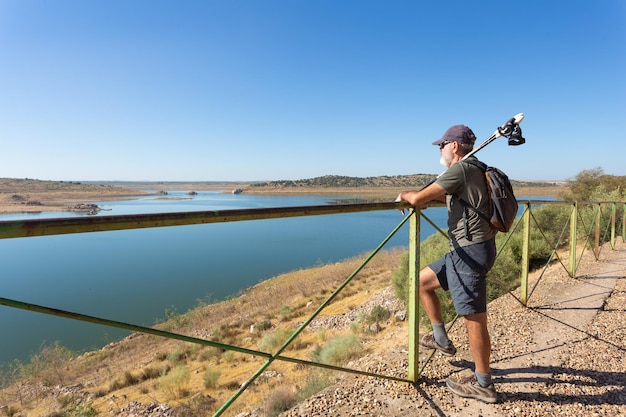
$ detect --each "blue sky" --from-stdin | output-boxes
[1,1,624,182]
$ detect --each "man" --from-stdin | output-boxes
[395,124,498,403]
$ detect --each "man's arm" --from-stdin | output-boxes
[395,182,447,209]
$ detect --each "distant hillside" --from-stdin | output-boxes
[249,174,562,189]
[0,177,137,194]
[250,174,438,189]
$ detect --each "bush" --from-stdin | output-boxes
[311,334,363,366]
[264,386,298,417]
[203,367,221,389]
[258,328,296,353]
[391,232,449,309]
[561,167,626,202]
[279,304,292,321]
[167,348,188,364]
[561,168,626,241]
[141,366,164,381]
[391,231,452,327]
[296,370,333,400]
[15,341,76,387]
[364,305,391,325]
[159,366,190,400]
[123,371,139,386]
[486,242,521,301]
[390,251,410,308]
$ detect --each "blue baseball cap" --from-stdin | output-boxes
[432,125,476,146]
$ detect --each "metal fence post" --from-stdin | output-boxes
[407,209,420,382]
[519,202,531,306]
[611,203,616,249]
[594,203,601,259]
[623,203,626,242]
[569,202,578,277]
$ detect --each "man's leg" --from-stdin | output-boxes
[419,266,455,354]
[464,312,491,374]
[419,266,443,323]
[446,311,496,403]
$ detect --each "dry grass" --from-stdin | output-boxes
[0,248,405,416]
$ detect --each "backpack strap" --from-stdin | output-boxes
[455,159,493,239]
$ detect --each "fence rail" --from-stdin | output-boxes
[1,199,624,416]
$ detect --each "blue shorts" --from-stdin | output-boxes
[428,239,496,316]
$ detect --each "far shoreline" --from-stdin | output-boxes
[0,178,566,215]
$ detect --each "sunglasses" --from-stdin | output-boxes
[439,141,453,149]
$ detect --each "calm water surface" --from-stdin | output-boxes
[0,191,448,366]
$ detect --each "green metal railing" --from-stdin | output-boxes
[0,199,624,416]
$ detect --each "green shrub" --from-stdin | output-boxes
[561,167,626,202]
[161,305,191,329]
[486,243,520,302]
[15,341,76,387]
[258,328,295,353]
[560,167,626,241]
[221,351,236,363]
[390,251,410,308]
[391,231,453,328]
[296,370,333,400]
[159,365,190,400]
[167,349,187,364]
[391,232,449,309]
[203,367,221,389]
[364,305,391,325]
[311,334,363,366]
[279,304,291,321]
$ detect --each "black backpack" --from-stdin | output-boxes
[460,159,518,233]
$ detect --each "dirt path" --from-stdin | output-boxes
[282,239,626,417]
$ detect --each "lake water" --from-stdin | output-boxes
[0,191,450,367]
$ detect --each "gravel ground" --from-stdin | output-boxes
[282,239,626,417]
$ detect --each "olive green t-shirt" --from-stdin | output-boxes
[435,157,497,246]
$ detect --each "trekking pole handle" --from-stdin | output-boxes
[495,113,524,138]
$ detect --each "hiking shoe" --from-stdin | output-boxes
[419,333,457,357]
[446,374,497,404]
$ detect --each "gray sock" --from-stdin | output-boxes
[432,323,450,347]
[475,371,492,387]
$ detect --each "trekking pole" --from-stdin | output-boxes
[462,113,526,161]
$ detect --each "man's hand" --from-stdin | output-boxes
[395,193,407,215]
[394,183,446,215]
